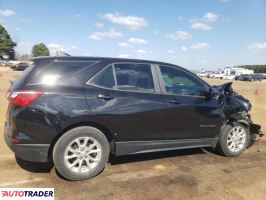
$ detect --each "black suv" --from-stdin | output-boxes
[4,57,261,180]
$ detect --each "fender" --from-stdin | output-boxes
[226,118,263,138]
[236,119,250,127]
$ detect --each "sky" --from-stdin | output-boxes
[0,0,265,70]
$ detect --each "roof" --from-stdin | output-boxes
[32,56,181,68]
[32,56,210,87]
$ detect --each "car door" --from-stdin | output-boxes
[157,65,223,140]
[84,63,167,143]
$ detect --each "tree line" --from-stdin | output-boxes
[0,24,49,61]
[235,65,266,73]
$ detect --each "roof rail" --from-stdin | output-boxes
[56,50,71,57]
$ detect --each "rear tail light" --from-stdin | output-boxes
[6,134,20,144]
[11,136,20,144]
[7,90,41,107]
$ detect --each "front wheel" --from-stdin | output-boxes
[216,123,250,157]
[53,126,110,181]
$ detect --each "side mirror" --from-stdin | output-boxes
[207,87,226,105]
[207,87,222,100]
[208,87,216,98]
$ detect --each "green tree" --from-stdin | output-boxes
[31,43,50,57]
[0,24,16,60]
[238,65,266,73]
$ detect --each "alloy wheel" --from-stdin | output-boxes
[227,126,247,153]
[64,137,102,173]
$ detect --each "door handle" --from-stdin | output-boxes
[168,100,181,104]
[97,94,114,100]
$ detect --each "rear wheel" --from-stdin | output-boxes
[53,126,109,181]
[216,123,250,157]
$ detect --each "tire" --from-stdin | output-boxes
[216,123,250,157]
[53,126,110,181]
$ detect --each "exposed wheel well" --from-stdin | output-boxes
[47,122,114,162]
[217,119,250,142]
[224,119,249,129]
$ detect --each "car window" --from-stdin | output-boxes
[90,65,115,89]
[114,63,155,92]
[30,61,96,84]
[159,65,205,96]
[10,64,34,89]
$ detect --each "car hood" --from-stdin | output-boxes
[213,82,252,116]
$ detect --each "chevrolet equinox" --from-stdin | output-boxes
[4,57,262,180]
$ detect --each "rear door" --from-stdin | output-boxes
[84,62,167,142]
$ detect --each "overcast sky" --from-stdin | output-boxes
[0,0,265,70]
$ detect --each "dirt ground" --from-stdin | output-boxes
[0,68,266,200]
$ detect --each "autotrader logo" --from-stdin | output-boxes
[0,188,54,200]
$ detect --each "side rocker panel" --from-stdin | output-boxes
[115,138,219,156]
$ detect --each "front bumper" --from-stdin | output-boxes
[250,123,264,138]
[4,122,50,163]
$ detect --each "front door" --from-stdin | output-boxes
[157,65,223,140]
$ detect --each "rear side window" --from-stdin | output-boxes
[90,63,155,92]
[114,63,154,92]
[30,61,96,84]
[10,64,34,90]
[90,65,115,89]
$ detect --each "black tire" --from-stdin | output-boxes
[216,122,250,157]
[53,126,109,181]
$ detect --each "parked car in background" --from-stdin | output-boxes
[235,74,249,81]
[257,74,266,80]
[7,63,17,70]
[206,71,215,78]
[13,62,30,71]
[235,74,244,81]
[223,75,235,80]
[242,74,265,82]
[214,72,224,79]
[197,71,208,77]
[5,56,262,181]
